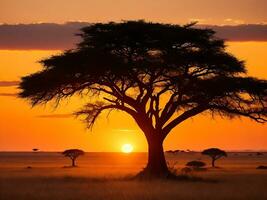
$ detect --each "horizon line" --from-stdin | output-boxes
[1,150,267,153]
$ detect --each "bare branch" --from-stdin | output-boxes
[76,102,138,130]
[162,105,208,139]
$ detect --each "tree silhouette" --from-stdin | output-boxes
[19,21,267,178]
[62,149,84,167]
[32,148,39,152]
[202,148,227,167]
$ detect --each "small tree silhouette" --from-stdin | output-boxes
[62,149,84,167]
[202,148,227,167]
[186,160,206,170]
[32,148,39,152]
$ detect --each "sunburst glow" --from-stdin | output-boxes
[121,144,133,153]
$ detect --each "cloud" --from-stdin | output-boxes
[36,113,73,119]
[0,81,19,87]
[0,93,17,97]
[112,129,136,132]
[0,22,267,50]
[0,22,89,50]
[198,24,267,41]
[223,18,245,25]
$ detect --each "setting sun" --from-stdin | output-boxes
[121,144,133,153]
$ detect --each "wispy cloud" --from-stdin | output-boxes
[198,24,267,41]
[0,81,19,87]
[223,18,245,25]
[0,22,89,50]
[36,113,73,119]
[0,93,17,97]
[0,22,267,50]
[112,129,136,132]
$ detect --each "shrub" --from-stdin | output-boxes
[186,160,206,170]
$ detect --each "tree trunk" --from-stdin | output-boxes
[212,158,215,167]
[139,137,170,178]
[71,158,76,167]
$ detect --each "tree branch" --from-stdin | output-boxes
[76,102,138,130]
[162,105,208,139]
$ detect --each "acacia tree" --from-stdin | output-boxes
[32,148,39,152]
[62,149,84,167]
[202,148,227,167]
[19,21,267,178]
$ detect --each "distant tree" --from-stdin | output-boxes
[202,148,227,167]
[19,21,267,178]
[62,149,84,167]
[186,160,206,170]
[166,150,174,153]
[256,152,263,156]
[257,165,267,170]
[32,148,39,152]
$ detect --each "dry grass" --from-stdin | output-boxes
[1,152,267,200]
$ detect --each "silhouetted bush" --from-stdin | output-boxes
[166,150,174,153]
[186,161,206,170]
[257,165,267,170]
[181,167,192,174]
[166,162,178,174]
[32,148,39,152]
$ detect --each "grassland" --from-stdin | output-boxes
[1,152,267,200]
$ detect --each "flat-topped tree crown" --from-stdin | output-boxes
[202,148,227,167]
[19,20,267,178]
[62,149,84,167]
[202,148,227,157]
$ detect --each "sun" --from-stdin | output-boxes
[121,144,133,153]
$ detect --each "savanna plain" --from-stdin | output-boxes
[1,152,267,200]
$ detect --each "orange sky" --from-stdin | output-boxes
[1,0,267,24]
[0,42,266,152]
[0,1,266,152]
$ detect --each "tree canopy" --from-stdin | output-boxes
[62,149,84,158]
[19,20,267,177]
[202,148,227,167]
[62,149,84,167]
[202,148,227,157]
